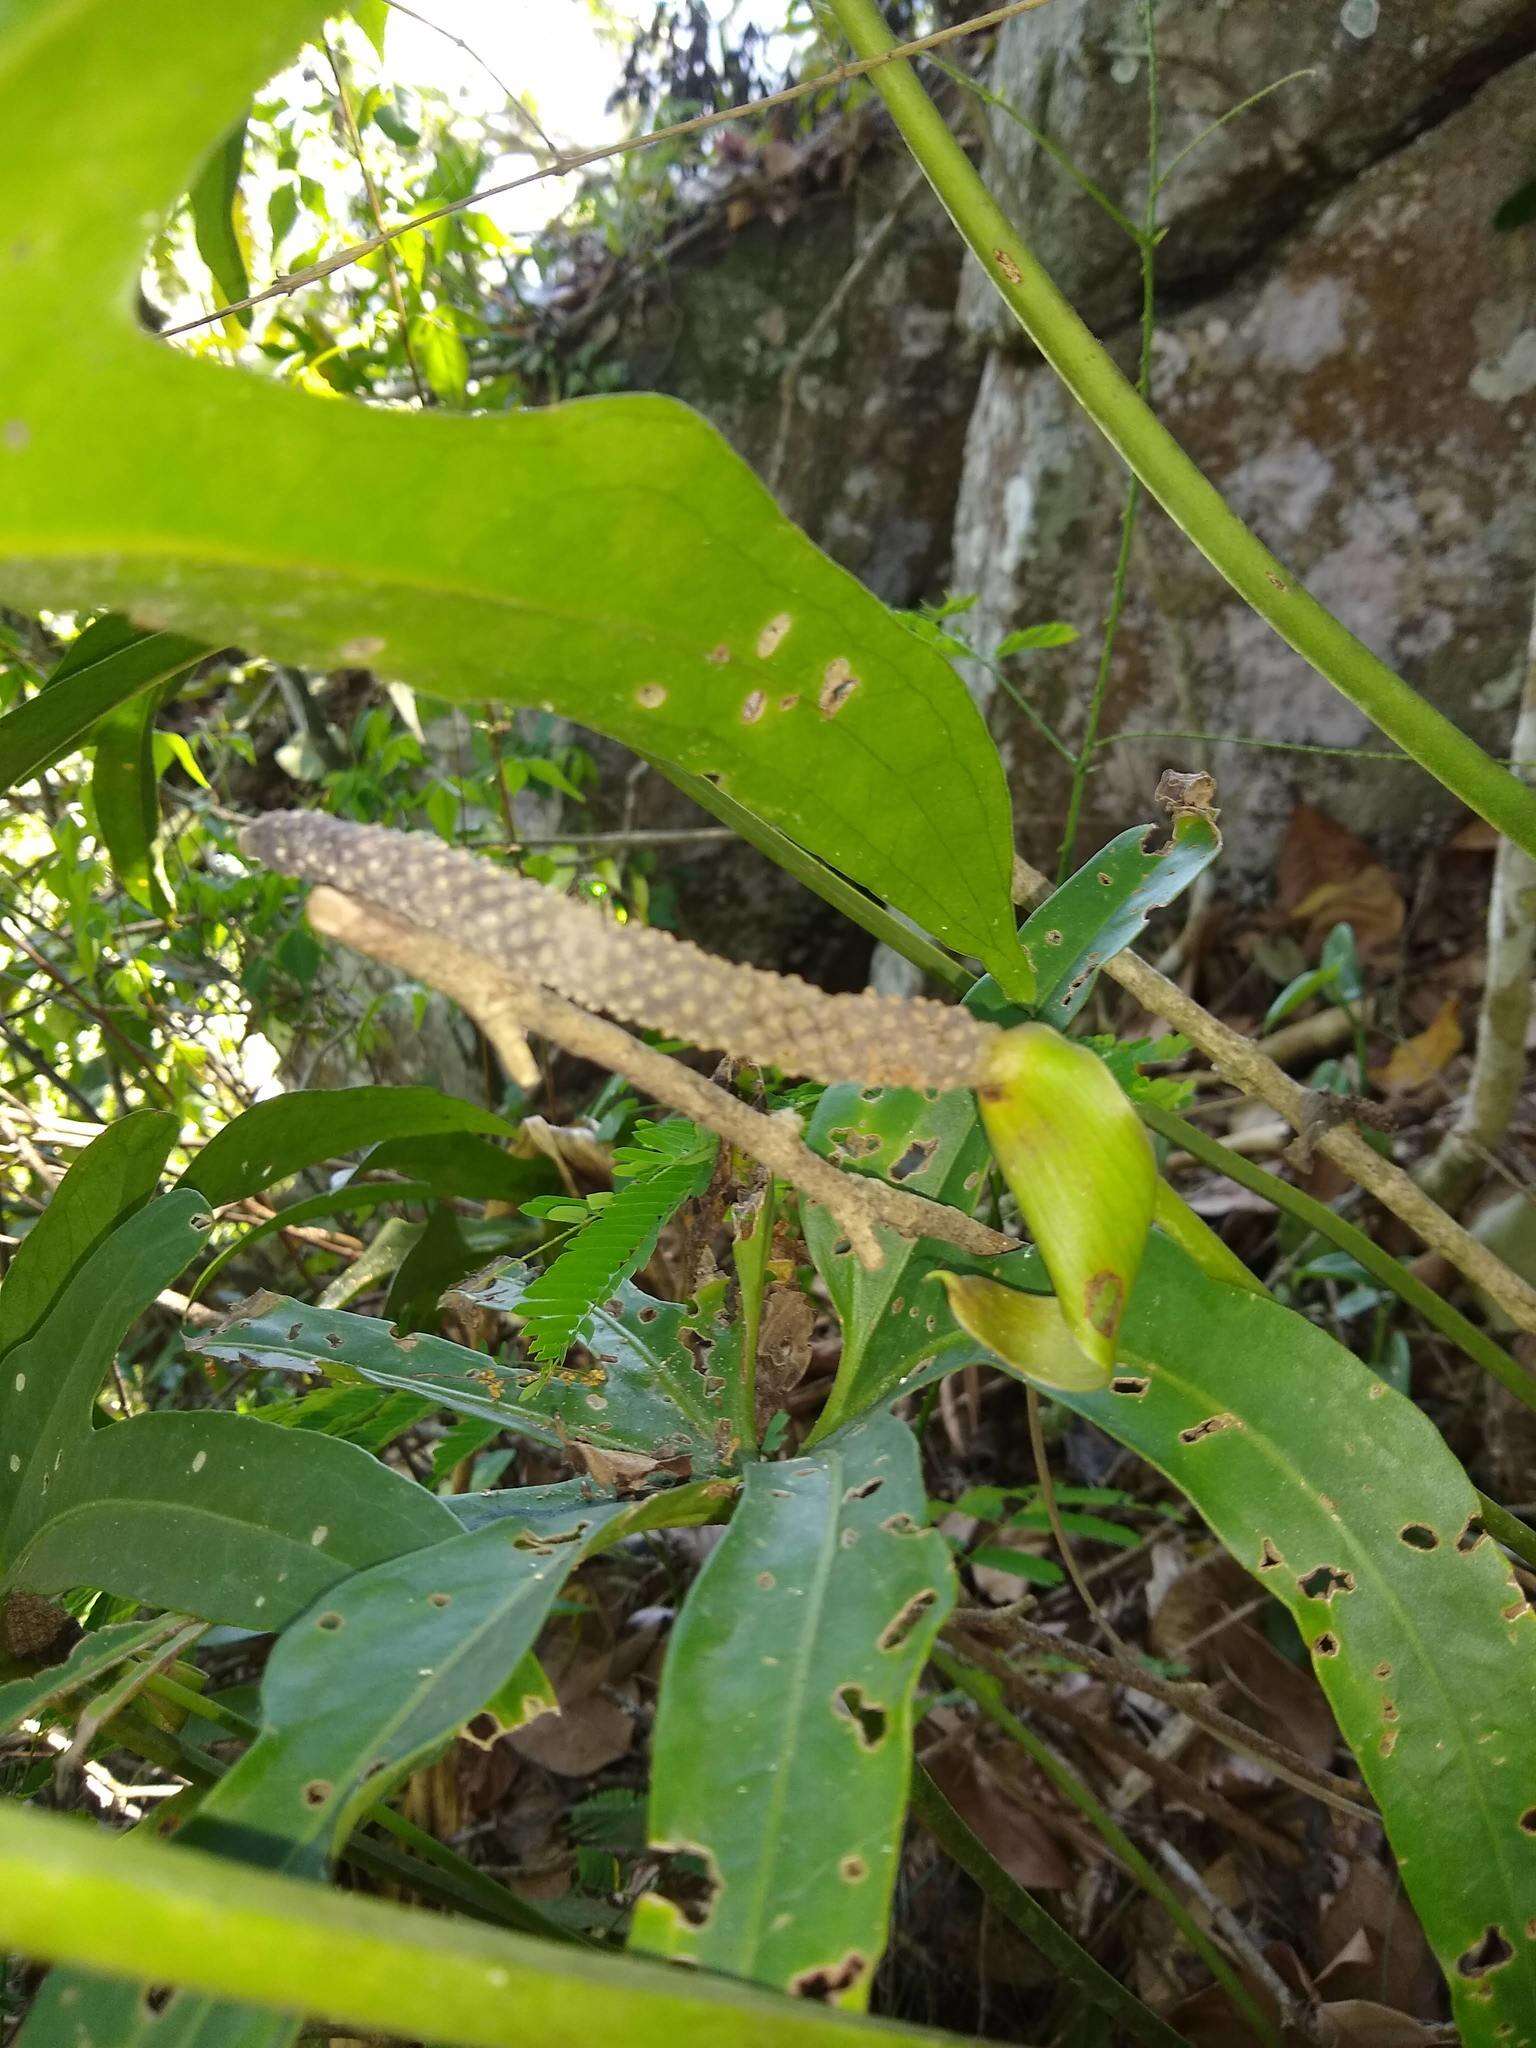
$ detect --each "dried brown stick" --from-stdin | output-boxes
[306,888,1013,1270]
[1013,855,1536,1334]
[950,1618,1373,1822]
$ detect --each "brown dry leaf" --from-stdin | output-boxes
[1448,817,1498,853]
[1317,1856,1440,2018]
[1277,804,1379,912]
[922,1746,1074,1890]
[1369,998,1462,1095]
[1317,2000,1441,2047]
[508,1687,634,1776]
[754,1283,816,1426]
[1290,864,1405,959]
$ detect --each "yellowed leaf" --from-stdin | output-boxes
[1370,998,1462,1093]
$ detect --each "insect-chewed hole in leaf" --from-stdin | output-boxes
[833,1684,888,1749]
[1399,1522,1439,1551]
[1095,870,1113,886]
[302,1779,333,1808]
[1314,1631,1340,1658]
[843,1477,884,1504]
[142,1986,175,2017]
[1178,1413,1239,1446]
[741,689,767,724]
[1258,1538,1285,1572]
[428,1591,452,1608]
[635,683,667,709]
[878,1589,938,1653]
[638,1306,659,1324]
[890,1138,938,1182]
[285,1322,302,1340]
[189,1212,213,1232]
[881,1512,923,1536]
[1298,1564,1357,1603]
[325,1333,344,1349]
[792,1954,868,2003]
[1111,1375,1149,1398]
[1457,1925,1515,1978]
[1519,1808,1536,1836]
[315,1611,344,1632]
[840,1854,868,1884]
[1457,1514,1488,1553]
[651,1842,722,1928]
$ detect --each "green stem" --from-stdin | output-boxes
[1055,0,1159,882]
[823,0,1536,858]
[731,1174,776,1457]
[932,1646,1280,2048]
[910,1766,1190,2048]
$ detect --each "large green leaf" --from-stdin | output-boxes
[22,1487,721,2048]
[631,1411,955,2009]
[0,1192,210,1557]
[178,1085,521,1208]
[0,1194,456,1621]
[803,1084,992,1440]
[0,615,204,792]
[188,114,251,325]
[907,1238,1536,2046]
[0,1800,972,2048]
[0,1108,174,1364]
[0,0,1021,974]
[195,1275,736,1473]
[6,1407,457,1629]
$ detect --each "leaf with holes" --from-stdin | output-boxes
[924,1235,1536,2046]
[802,1085,992,1441]
[20,1486,725,2048]
[193,1277,734,1472]
[0,0,1023,976]
[630,1410,954,2009]
[1,1196,456,1626]
[0,1109,175,1366]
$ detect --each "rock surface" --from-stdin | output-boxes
[951,51,1536,880]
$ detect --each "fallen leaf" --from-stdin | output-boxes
[1277,805,1378,912]
[1370,997,1462,1094]
[922,1746,1074,1890]
[1289,864,1404,959]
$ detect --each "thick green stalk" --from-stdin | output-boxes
[910,1767,1189,2048]
[823,0,1536,858]
[0,1801,967,2048]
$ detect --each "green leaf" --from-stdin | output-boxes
[0,1193,456,1623]
[187,114,251,328]
[7,1407,457,1629]
[803,1084,992,1439]
[193,1277,734,1471]
[1009,815,1221,1028]
[178,1086,520,1207]
[0,1192,210,1558]
[0,616,204,794]
[349,0,388,56]
[941,1236,1536,2045]
[0,1109,175,1364]
[630,1410,954,2008]
[92,677,176,914]
[23,1488,722,2047]
[933,1271,1108,1392]
[509,1123,717,1365]
[993,621,1078,655]
[360,1130,555,1204]
[0,1615,191,1737]
[454,1260,736,1470]
[0,1798,970,2048]
[976,1025,1156,1378]
[185,1177,439,1303]
[0,0,1022,973]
